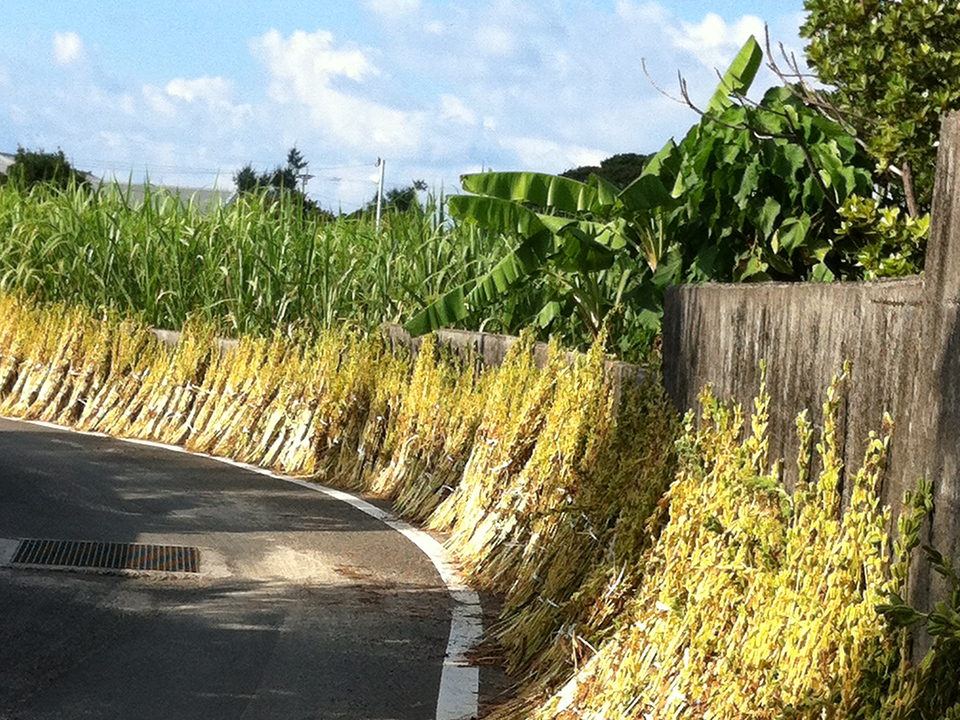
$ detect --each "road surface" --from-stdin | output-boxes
[0,418,461,720]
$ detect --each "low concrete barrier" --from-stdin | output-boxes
[380,323,647,392]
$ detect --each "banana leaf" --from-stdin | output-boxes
[447,194,546,236]
[460,172,611,215]
[705,35,763,114]
[404,228,557,335]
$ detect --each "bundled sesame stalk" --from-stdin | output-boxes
[525,370,907,720]
[8,294,946,720]
[368,335,489,522]
[0,293,679,712]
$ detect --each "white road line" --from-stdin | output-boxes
[11,419,482,720]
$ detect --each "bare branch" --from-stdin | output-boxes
[640,57,689,107]
[678,74,705,115]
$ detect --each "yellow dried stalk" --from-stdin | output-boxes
[392,367,489,523]
[451,340,610,590]
[123,320,210,440]
[37,312,108,424]
[209,333,291,460]
[346,347,412,484]
[21,306,92,419]
[310,335,385,487]
[0,303,74,415]
[530,372,895,720]
[489,375,679,702]
[369,335,485,521]
[77,320,159,432]
[0,293,689,717]
[185,336,269,453]
[0,295,37,396]
[429,331,551,534]
[149,322,217,443]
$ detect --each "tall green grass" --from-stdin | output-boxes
[0,181,515,338]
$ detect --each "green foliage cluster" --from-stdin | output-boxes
[408,37,926,345]
[648,84,877,284]
[2,146,89,190]
[0,180,514,340]
[233,147,330,218]
[234,147,307,195]
[361,179,429,215]
[561,153,652,189]
[835,195,929,280]
[406,29,954,350]
[801,0,960,213]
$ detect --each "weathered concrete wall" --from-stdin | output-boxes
[381,323,646,390]
[663,277,925,509]
[662,111,960,619]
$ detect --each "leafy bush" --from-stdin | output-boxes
[2,146,89,190]
[407,38,921,346]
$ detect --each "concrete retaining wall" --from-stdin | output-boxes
[380,323,647,391]
[662,111,960,617]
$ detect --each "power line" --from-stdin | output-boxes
[73,159,375,175]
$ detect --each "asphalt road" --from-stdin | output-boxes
[0,418,455,720]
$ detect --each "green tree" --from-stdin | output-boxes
[364,179,428,214]
[561,152,652,189]
[3,146,88,190]
[800,0,960,216]
[233,146,307,196]
[233,146,329,217]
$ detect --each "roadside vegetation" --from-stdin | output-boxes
[0,181,505,340]
[1,3,959,717]
[0,294,956,719]
[0,177,664,360]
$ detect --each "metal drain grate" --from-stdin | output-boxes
[11,539,200,573]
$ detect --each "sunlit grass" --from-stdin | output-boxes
[0,180,514,338]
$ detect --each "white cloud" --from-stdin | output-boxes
[672,13,767,71]
[475,25,516,57]
[252,28,424,153]
[119,94,136,116]
[7,3,807,210]
[255,29,378,90]
[364,0,420,18]
[499,136,606,171]
[166,76,231,104]
[615,0,667,25]
[439,95,477,126]
[53,31,84,66]
[142,85,176,117]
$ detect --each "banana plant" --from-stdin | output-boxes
[404,36,763,337]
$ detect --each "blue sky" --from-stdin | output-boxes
[1,0,807,210]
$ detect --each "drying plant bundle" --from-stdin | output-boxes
[369,335,490,522]
[530,372,902,720]
[0,293,675,706]
[4,293,944,720]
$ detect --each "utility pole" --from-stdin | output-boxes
[298,172,314,194]
[375,157,385,232]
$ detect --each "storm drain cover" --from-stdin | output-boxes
[11,538,200,573]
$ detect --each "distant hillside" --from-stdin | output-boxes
[560,152,652,189]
